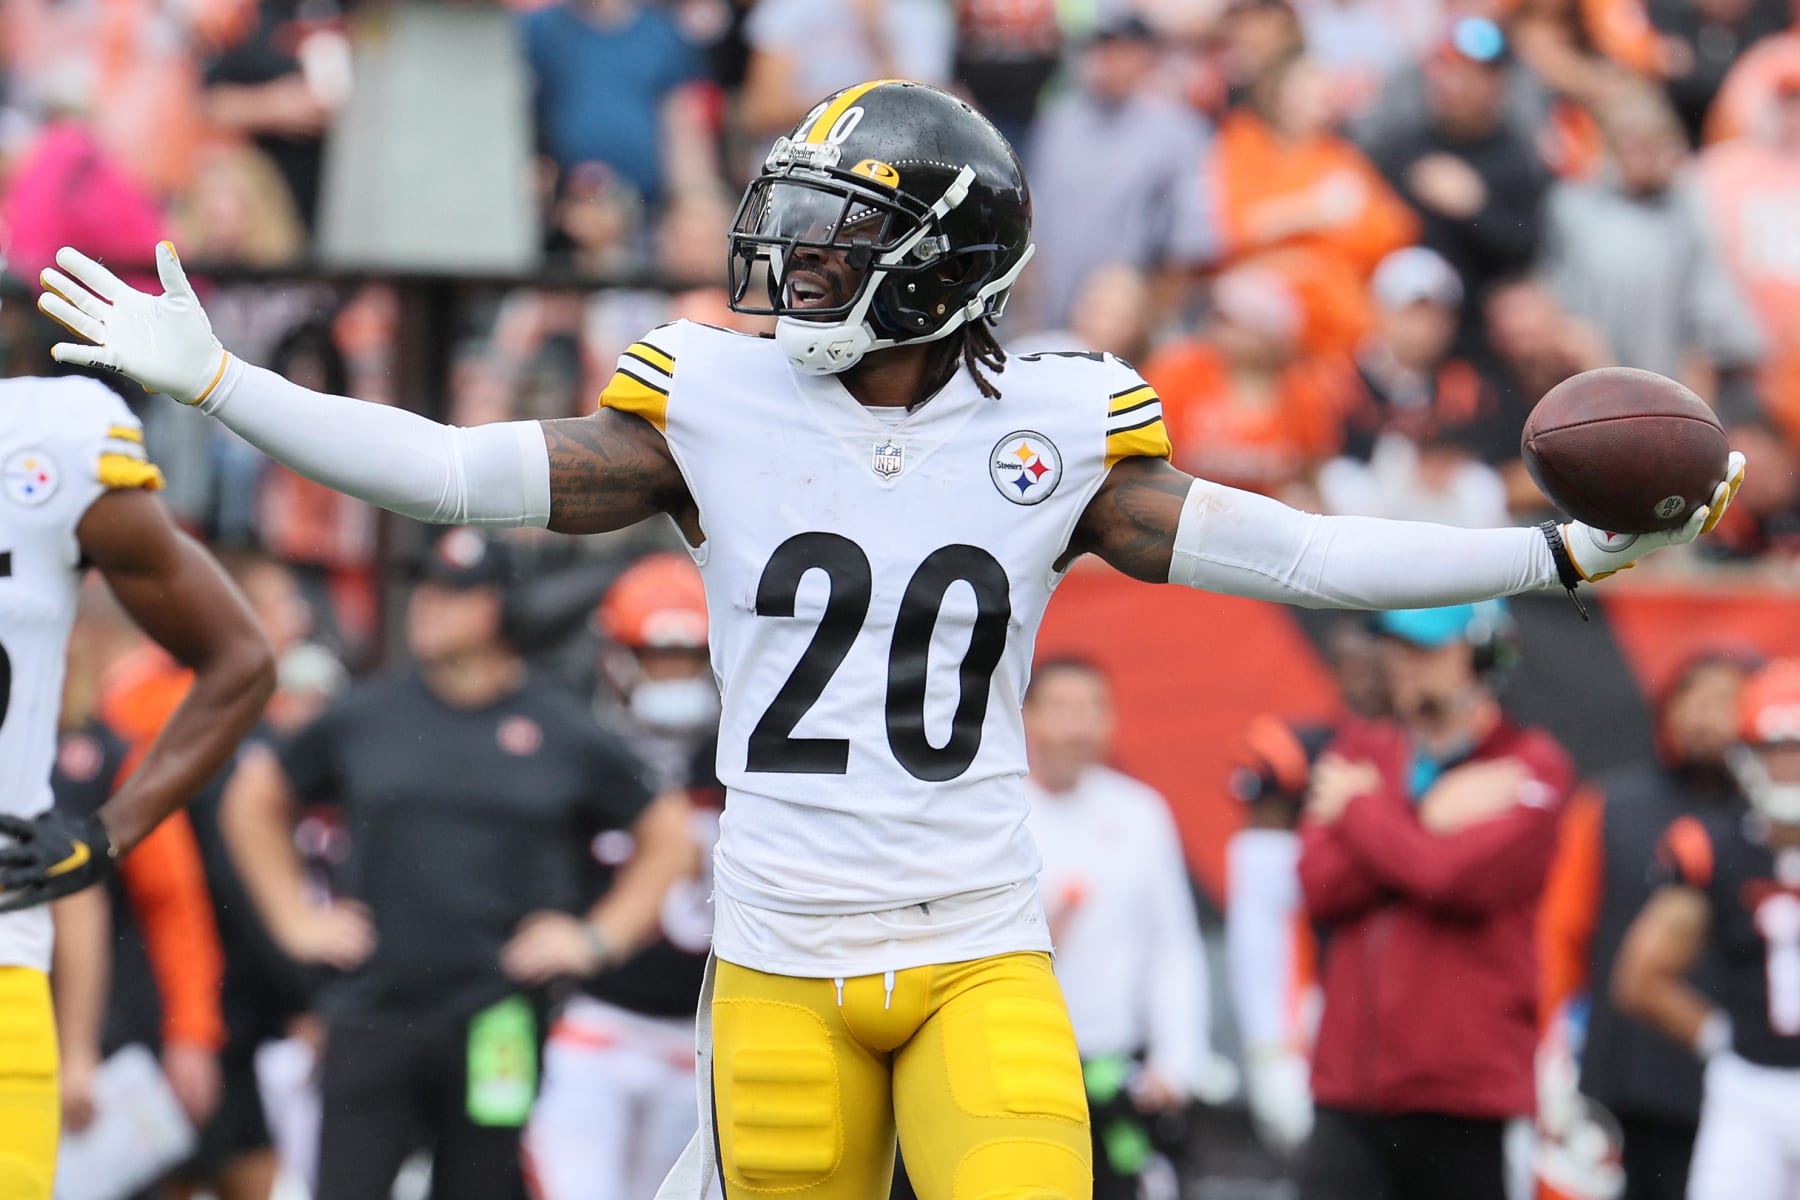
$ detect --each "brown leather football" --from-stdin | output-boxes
[1522,367,1728,534]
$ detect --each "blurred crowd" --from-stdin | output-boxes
[9,0,1800,1198]
[1,0,1800,627]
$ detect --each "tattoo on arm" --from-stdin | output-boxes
[1067,456,1194,582]
[540,410,697,537]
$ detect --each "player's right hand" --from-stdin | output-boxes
[37,242,229,407]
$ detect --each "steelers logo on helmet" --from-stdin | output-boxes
[4,449,58,507]
[991,431,1061,505]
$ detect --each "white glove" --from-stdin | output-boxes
[1561,451,1747,582]
[37,243,229,407]
[1244,1046,1313,1155]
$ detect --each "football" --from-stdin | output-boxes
[1521,367,1729,534]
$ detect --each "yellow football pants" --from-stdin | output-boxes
[712,951,1092,1200]
[0,967,59,1200]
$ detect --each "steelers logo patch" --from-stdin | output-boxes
[4,450,57,507]
[991,431,1062,506]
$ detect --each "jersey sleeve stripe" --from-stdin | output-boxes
[1104,418,1172,469]
[598,371,670,431]
[105,423,145,445]
[616,363,671,397]
[1107,412,1166,436]
[1108,395,1160,420]
[627,341,676,375]
[96,453,165,491]
[1109,384,1157,408]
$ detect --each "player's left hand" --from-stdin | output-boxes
[38,242,229,406]
[0,810,117,913]
[1563,450,1746,582]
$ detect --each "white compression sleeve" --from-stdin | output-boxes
[198,357,552,528]
[1169,478,1556,607]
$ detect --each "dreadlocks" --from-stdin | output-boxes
[961,319,1008,399]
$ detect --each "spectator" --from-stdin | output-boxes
[1539,651,1755,1200]
[1023,659,1213,1200]
[1293,0,1442,115]
[523,0,716,211]
[1478,276,1613,512]
[1145,265,1346,499]
[170,144,305,269]
[222,529,694,1200]
[1212,52,1418,356]
[527,554,721,1200]
[1701,417,1800,559]
[1705,28,1800,144]
[1538,84,1763,401]
[952,0,1063,156]
[1227,715,1336,1157]
[1020,15,1214,334]
[1008,264,1158,364]
[1653,0,1788,147]
[202,0,349,231]
[1700,70,1800,443]
[1318,246,1513,526]
[1367,18,1553,349]
[0,119,167,283]
[1613,659,1800,1200]
[1298,602,1576,1200]
[1210,0,1308,115]
[738,0,953,146]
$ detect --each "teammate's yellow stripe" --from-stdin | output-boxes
[1104,418,1173,470]
[804,80,899,144]
[105,423,144,445]
[598,371,669,432]
[627,342,675,375]
[96,453,165,491]
[1108,385,1157,414]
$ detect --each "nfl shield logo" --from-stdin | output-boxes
[872,440,905,478]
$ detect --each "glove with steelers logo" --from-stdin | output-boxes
[0,810,118,913]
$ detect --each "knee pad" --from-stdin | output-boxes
[716,999,841,1190]
[942,996,1087,1124]
[954,1137,1089,1200]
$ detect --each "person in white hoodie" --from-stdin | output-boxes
[1023,657,1213,1200]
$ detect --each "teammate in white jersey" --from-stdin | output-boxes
[0,373,274,1199]
[39,80,1743,1200]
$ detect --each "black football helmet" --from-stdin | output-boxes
[727,80,1034,375]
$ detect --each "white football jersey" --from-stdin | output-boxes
[600,324,1170,919]
[0,376,161,971]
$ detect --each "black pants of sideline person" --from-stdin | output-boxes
[1619,1114,1697,1200]
[316,1004,542,1200]
[1298,1106,1509,1200]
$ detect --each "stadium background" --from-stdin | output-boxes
[6,0,1800,1194]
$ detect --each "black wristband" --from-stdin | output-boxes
[1538,521,1589,621]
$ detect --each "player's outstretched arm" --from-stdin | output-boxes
[38,243,687,535]
[1073,455,1743,608]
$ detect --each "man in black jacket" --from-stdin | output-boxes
[1364,17,1550,354]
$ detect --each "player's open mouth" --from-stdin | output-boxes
[784,272,838,310]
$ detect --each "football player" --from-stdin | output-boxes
[0,372,274,1199]
[1614,659,1800,1200]
[39,80,1742,1200]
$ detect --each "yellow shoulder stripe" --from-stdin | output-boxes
[1104,418,1172,470]
[1108,384,1158,415]
[803,80,900,144]
[105,423,145,445]
[97,453,165,491]
[598,371,669,432]
[625,341,675,375]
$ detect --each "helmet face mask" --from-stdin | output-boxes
[726,82,1034,376]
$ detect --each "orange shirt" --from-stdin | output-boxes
[1145,340,1347,494]
[1212,110,1419,356]
[1706,33,1800,146]
[98,647,226,1052]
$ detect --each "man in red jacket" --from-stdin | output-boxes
[1297,601,1575,1200]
